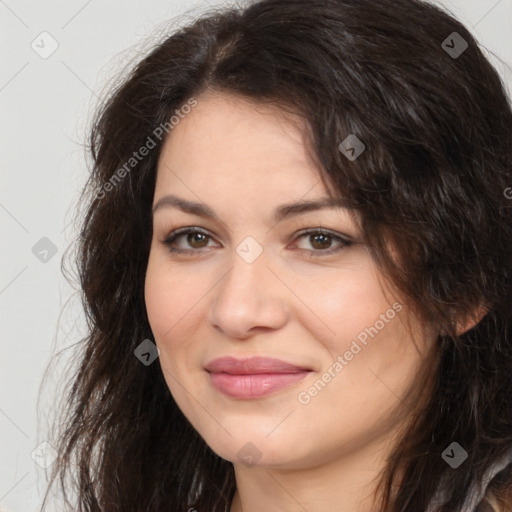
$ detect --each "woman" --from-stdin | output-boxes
[42,0,512,510]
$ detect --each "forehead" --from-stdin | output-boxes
[155,91,325,196]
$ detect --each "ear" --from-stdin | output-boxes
[456,304,488,336]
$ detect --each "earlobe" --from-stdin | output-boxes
[456,304,488,336]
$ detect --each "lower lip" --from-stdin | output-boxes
[208,371,310,398]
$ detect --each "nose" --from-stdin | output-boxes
[208,249,289,339]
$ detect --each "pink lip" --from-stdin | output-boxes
[205,357,312,399]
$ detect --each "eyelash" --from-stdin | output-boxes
[161,227,353,257]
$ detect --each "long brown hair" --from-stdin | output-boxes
[41,0,512,510]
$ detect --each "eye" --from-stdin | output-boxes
[291,228,353,256]
[161,226,353,256]
[162,227,218,254]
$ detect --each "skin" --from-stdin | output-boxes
[144,90,439,512]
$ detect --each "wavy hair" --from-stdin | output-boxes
[41,0,512,510]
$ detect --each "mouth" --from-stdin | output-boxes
[205,356,312,399]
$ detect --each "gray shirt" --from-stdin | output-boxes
[427,446,512,511]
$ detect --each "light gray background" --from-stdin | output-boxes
[1,1,511,510]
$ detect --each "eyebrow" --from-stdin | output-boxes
[152,194,351,223]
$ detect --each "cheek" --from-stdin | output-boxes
[144,256,201,346]
[293,263,394,353]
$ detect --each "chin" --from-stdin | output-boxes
[202,429,306,468]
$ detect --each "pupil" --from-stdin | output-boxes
[189,232,207,247]
[312,234,331,249]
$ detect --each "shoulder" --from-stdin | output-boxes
[464,447,512,512]
[427,446,512,512]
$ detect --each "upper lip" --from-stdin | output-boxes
[205,356,311,374]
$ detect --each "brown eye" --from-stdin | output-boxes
[309,233,333,250]
[187,232,209,248]
[162,227,217,254]
[293,229,353,256]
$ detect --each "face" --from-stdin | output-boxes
[144,90,436,470]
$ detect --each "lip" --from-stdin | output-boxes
[205,356,311,374]
[205,356,312,399]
